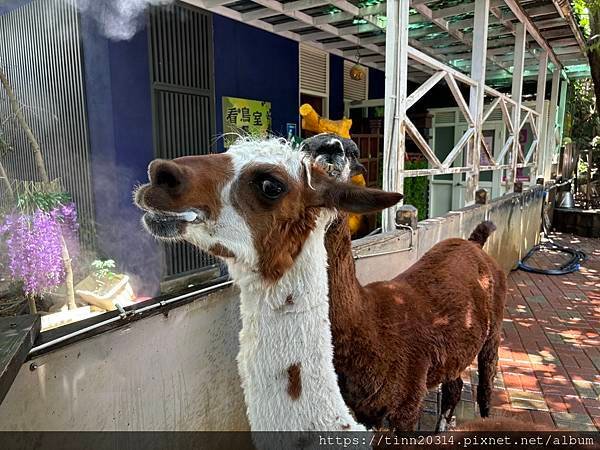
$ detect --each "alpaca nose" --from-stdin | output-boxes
[148,159,187,195]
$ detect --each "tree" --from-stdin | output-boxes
[574,1,600,115]
[571,2,600,176]
[0,67,76,313]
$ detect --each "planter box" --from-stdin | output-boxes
[75,274,134,311]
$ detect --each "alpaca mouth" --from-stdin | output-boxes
[141,209,205,239]
[314,156,344,179]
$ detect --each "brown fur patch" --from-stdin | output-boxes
[139,154,233,221]
[287,363,302,400]
[209,243,235,259]
[230,163,320,282]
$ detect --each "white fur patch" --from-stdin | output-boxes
[182,137,364,431]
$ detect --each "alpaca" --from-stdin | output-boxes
[302,134,507,432]
[134,137,402,431]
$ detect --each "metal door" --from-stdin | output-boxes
[148,3,217,279]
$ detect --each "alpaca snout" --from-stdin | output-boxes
[148,159,189,196]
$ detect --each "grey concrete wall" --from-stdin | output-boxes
[0,285,249,431]
[0,187,543,431]
[355,186,544,284]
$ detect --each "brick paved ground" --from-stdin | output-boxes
[421,233,600,431]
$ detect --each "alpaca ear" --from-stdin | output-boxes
[309,167,403,214]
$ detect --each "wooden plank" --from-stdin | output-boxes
[406,70,446,109]
[500,98,515,133]
[508,22,526,192]
[497,135,515,163]
[524,139,538,164]
[0,315,40,405]
[465,0,489,205]
[480,133,497,166]
[405,118,442,169]
[445,72,475,126]
[382,0,409,231]
[442,127,475,168]
[483,97,502,123]
[543,69,561,179]
[503,0,562,69]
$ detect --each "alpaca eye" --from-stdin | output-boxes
[260,179,285,199]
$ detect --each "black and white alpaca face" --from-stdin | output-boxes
[300,133,366,183]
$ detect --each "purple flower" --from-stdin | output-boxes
[0,203,80,296]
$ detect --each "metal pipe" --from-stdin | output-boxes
[29,280,235,355]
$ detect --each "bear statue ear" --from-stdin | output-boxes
[307,166,403,214]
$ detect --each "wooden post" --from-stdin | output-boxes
[465,0,489,205]
[587,151,592,209]
[508,23,526,193]
[395,205,418,229]
[534,51,548,180]
[382,0,408,232]
[545,69,561,181]
[0,68,48,183]
[0,67,76,312]
[0,159,14,202]
[475,188,489,205]
[514,181,523,193]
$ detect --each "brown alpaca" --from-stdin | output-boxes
[301,135,507,431]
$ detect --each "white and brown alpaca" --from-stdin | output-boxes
[301,134,507,432]
[134,138,402,431]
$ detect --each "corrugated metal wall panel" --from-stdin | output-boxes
[0,0,96,249]
[299,44,329,96]
[343,59,368,101]
[149,3,217,279]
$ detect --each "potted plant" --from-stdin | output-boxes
[75,259,134,311]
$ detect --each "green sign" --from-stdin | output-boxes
[222,96,271,148]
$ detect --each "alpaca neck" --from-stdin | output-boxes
[324,214,366,331]
[232,216,365,431]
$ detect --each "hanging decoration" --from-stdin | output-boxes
[350,47,366,81]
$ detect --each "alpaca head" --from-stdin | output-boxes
[300,133,365,182]
[134,137,401,283]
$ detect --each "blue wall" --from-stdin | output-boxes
[213,15,299,150]
[79,11,388,295]
[329,54,345,120]
[369,67,385,100]
[81,18,162,296]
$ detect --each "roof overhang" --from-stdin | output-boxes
[183,0,590,87]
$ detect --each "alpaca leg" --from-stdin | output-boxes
[477,332,501,417]
[387,385,428,431]
[435,377,463,432]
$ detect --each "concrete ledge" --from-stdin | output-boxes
[354,186,544,283]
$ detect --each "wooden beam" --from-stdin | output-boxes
[406,70,446,109]
[382,0,409,231]
[465,0,489,205]
[508,22,527,192]
[431,0,503,20]
[503,0,563,70]
[543,69,561,180]
[534,51,548,178]
[410,1,513,75]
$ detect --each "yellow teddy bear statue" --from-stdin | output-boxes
[299,104,367,236]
